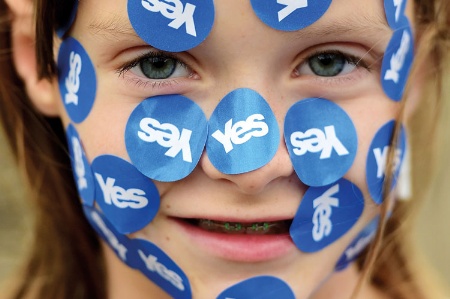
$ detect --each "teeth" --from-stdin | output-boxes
[197,219,290,235]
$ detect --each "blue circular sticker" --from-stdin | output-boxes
[57,37,97,123]
[335,216,379,272]
[82,205,136,265]
[66,124,95,206]
[366,120,406,204]
[381,19,414,102]
[206,88,280,174]
[290,178,364,253]
[217,276,295,299]
[56,0,79,38]
[128,238,192,299]
[250,0,331,31]
[91,155,160,234]
[284,98,358,187]
[128,0,215,52]
[384,0,407,29]
[125,95,208,182]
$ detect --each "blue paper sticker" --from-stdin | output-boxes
[217,276,295,299]
[82,205,135,265]
[251,0,331,31]
[66,124,95,206]
[366,120,406,204]
[91,155,160,234]
[128,238,192,299]
[57,37,97,123]
[384,0,407,29]
[125,95,208,182]
[206,88,280,174]
[381,19,414,102]
[290,178,364,253]
[128,0,215,52]
[56,0,79,38]
[335,216,379,271]
[284,98,358,187]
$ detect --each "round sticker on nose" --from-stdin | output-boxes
[127,0,215,52]
[284,98,357,187]
[290,178,364,253]
[128,238,192,299]
[384,0,407,29]
[251,0,331,31]
[206,88,280,175]
[217,276,295,299]
[66,124,95,206]
[125,95,207,182]
[57,37,97,123]
[335,216,379,272]
[366,120,406,204]
[92,155,160,234]
[381,19,414,102]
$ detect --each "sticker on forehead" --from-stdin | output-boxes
[128,238,192,299]
[217,276,295,299]
[381,19,414,102]
[66,124,95,206]
[366,120,406,204]
[206,88,280,175]
[250,0,331,31]
[57,37,97,123]
[335,216,379,272]
[92,155,160,234]
[127,0,215,52]
[125,95,207,182]
[56,0,79,38]
[284,98,357,187]
[82,205,137,267]
[290,178,364,253]
[384,0,407,29]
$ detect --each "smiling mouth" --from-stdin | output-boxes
[184,219,292,235]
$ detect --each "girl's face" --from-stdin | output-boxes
[53,0,414,298]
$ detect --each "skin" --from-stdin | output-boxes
[6,0,416,298]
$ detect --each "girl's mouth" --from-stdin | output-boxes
[184,219,293,235]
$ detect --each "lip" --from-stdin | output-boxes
[171,217,297,263]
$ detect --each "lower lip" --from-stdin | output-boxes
[172,218,297,263]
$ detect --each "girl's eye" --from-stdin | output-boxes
[295,51,365,77]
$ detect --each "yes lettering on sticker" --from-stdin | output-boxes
[277,0,308,21]
[384,30,411,84]
[71,137,88,190]
[65,52,82,105]
[373,146,403,179]
[312,184,339,242]
[384,0,407,29]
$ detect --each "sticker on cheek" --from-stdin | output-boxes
[125,95,208,182]
[206,88,280,174]
[127,0,215,52]
[82,205,137,266]
[92,155,160,234]
[384,0,407,29]
[66,124,95,206]
[284,98,358,187]
[250,0,331,31]
[366,120,406,204]
[381,19,414,102]
[217,276,295,299]
[335,216,379,272]
[56,0,79,38]
[57,37,97,123]
[128,238,192,299]
[290,178,364,253]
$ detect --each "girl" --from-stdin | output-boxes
[0,0,449,298]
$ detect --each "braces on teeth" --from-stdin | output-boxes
[198,219,281,234]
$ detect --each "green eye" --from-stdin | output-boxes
[308,52,347,77]
[139,56,177,79]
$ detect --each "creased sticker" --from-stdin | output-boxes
[217,276,295,299]
[92,155,160,234]
[250,0,331,31]
[56,0,79,38]
[58,37,97,123]
[66,124,95,206]
[290,178,364,253]
[284,98,357,187]
[384,0,407,29]
[128,0,215,52]
[335,216,379,271]
[128,238,192,299]
[207,88,280,174]
[125,95,207,182]
[381,19,414,102]
[366,120,406,204]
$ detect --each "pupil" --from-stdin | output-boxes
[309,53,346,77]
[140,57,176,79]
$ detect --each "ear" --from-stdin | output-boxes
[6,0,59,116]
